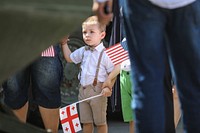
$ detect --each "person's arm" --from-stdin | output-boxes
[102,64,121,89]
[60,36,73,63]
[101,64,120,97]
[107,63,121,81]
[92,0,113,25]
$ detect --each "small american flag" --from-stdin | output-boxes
[105,39,129,66]
[41,45,55,57]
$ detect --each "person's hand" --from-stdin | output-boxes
[101,87,112,97]
[60,36,69,46]
[102,78,112,89]
[92,0,113,25]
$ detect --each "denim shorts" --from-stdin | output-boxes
[3,44,63,109]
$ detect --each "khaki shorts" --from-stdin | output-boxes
[78,83,107,125]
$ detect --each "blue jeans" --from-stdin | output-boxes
[3,44,63,109]
[120,0,200,132]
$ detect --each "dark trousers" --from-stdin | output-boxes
[120,0,200,132]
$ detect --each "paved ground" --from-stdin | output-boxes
[59,112,184,133]
[107,117,183,133]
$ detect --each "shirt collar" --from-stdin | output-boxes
[94,42,105,52]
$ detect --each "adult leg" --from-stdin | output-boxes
[39,106,59,133]
[31,46,62,133]
[172,86,181,127]
[3,68,30,122]
[167,2,200,132]
[129,121,134,133]
[163,59,175,129]
[13,102,29,122]
[121,0,175,132]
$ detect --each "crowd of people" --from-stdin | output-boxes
[2,0,200,133]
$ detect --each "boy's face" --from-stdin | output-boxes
[82,24,105,47]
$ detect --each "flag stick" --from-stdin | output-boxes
[74,94,102,105]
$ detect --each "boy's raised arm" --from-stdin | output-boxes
[60,36,73,63]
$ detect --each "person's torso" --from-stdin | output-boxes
[70,43,114,86]
[148,0,196,9]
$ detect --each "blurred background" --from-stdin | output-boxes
[0,0,92,83]
[0,0,93,132]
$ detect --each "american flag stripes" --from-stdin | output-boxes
[105,43,129,66]
[41,45,55,57]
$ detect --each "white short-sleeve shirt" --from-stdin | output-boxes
[70,43,114,86]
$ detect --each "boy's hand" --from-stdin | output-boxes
[60,36,69,46]
[101,87,112,97]
[102,79,112,89]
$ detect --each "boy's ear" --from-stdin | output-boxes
[101,31,106,39]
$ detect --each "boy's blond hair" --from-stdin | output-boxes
[82,16,106,32]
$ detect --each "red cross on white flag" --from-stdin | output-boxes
[59,104,82,133]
